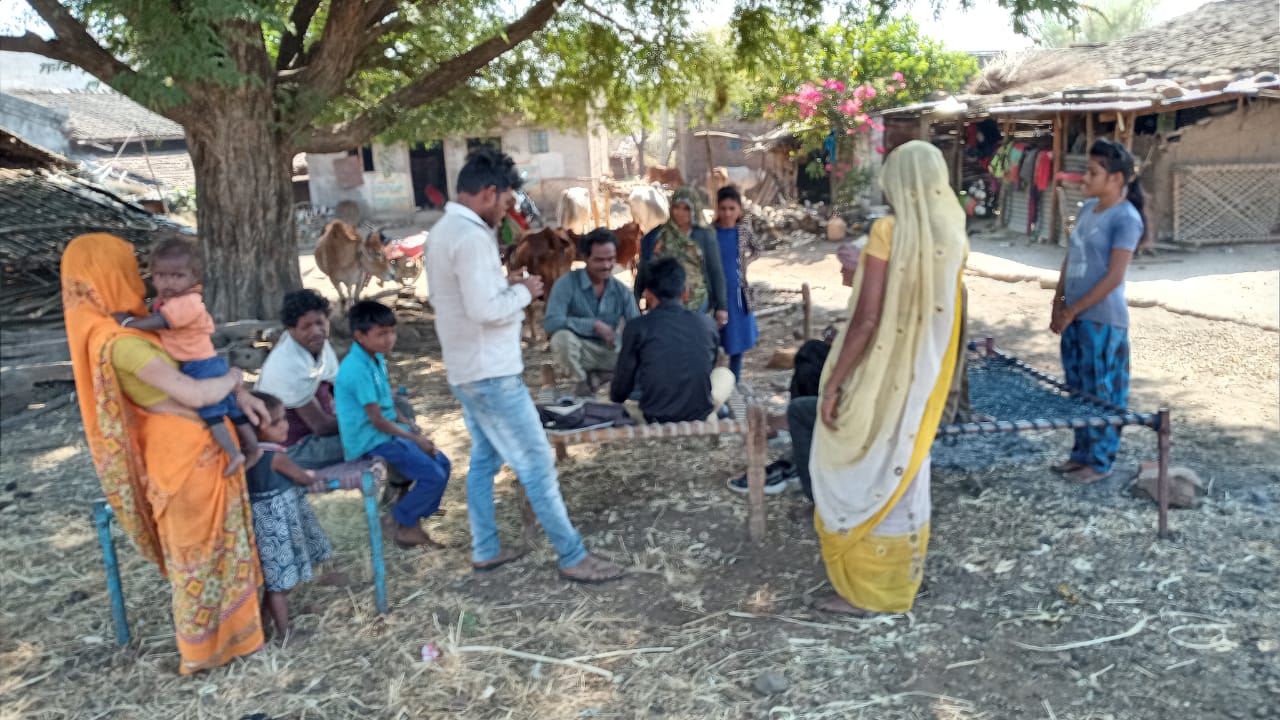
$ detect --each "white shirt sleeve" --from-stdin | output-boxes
[454,230,532,325]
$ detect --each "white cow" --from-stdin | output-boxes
[556,187,593,234]
[626,184,669,234]
[710,165,767,196]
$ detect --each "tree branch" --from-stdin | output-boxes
[297,0,564,153]
[3,0,132,87]
[276,0,323,71]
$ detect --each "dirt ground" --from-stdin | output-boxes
[1,234,1277,719]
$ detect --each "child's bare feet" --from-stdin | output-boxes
[394,524,444,549]
[223,451,246,477]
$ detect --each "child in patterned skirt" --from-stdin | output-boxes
[246,391,341,641]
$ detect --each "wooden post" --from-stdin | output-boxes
[1157,407,1171,538]
[952,119,964,190]
[590,181,601,229]
[801,283,812,339]
[516,483,541,546]
[1050,113,1065,245]
[1122,112,1136,150]
[746,403,768,542]
[1085,112,1094,151]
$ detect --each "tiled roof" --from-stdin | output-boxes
[971,0,1279,97]
[7,89,184,143]
[0,168,183,328]
[91,150,197,189]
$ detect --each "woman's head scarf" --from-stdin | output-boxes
[62,234,165,566]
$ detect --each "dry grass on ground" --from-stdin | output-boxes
[1,269,1277,720]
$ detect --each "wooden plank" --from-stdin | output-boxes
[0,360,73,385]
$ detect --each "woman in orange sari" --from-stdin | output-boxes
[63,233,266,674]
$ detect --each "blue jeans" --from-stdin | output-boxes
[366,438,451,527]
[181,356,244,423]
[450,374,586,568]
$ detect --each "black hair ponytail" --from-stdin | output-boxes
[1089,139,1146,234]
[1125,178,1145,223]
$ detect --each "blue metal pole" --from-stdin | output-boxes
[361,472,389,614]
[92,501,130,646]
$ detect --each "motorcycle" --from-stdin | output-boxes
[380,231,428,289]
[513,187,541,228]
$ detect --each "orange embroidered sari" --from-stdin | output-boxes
[62,234,263,674]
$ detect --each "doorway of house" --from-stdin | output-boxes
[409,142,447,208]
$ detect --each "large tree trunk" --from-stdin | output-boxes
[186,94,301,322]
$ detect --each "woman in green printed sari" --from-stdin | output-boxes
[635,188,728,328]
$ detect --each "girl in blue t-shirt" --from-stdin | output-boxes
[1049,139,1145,484]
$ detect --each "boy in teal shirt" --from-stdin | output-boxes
[335,300,450,548]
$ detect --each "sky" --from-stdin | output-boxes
[691,0,1217,52]
[0,0,1218,57]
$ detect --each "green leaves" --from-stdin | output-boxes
[28,0,1070,149]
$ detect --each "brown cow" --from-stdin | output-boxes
[314,220,396,308]
[612,222,642,274]
[510,227,577,342]
[645,164,684,188]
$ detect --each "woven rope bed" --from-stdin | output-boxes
[529,334,1173,542]
[942,339,1173,536]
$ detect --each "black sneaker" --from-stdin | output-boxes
[727,459,795,495]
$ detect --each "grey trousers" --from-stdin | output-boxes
[787,395,819,502]
[549,330,618,382]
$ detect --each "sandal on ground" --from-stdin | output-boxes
[1051,460,1087,474]
[811,593,877,617]
[558,555,625,584]
[1065,467,1112,484]
[472,546,530,572]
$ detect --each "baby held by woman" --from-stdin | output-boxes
[114,236,259,474]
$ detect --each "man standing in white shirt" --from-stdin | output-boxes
[426,147,624,583]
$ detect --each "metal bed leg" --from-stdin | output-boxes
[746,404,768,542]
[360,472,389,614]
[1157,407,1171,539]
[93,501,130,646]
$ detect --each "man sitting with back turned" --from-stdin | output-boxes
[610,257,735,423]
[544,228,640,397]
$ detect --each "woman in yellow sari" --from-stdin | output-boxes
[810,142,967,615]
[63,233,266,673]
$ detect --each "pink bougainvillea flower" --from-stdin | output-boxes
[824,163,833,171]
[837,98,861,116]
[865,87,877,99]
[892,72,904,82]
[875,145,887,155]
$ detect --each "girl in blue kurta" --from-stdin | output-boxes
[713,186,761,382]
[1050,139,1145,484]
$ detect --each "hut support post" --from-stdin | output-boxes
[1050,113,1064,244]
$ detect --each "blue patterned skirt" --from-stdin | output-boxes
[250,487,333,593]
[1060,319,1130,473]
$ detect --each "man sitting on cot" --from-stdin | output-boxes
[609,257,735,423]
[543,228,640,397]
